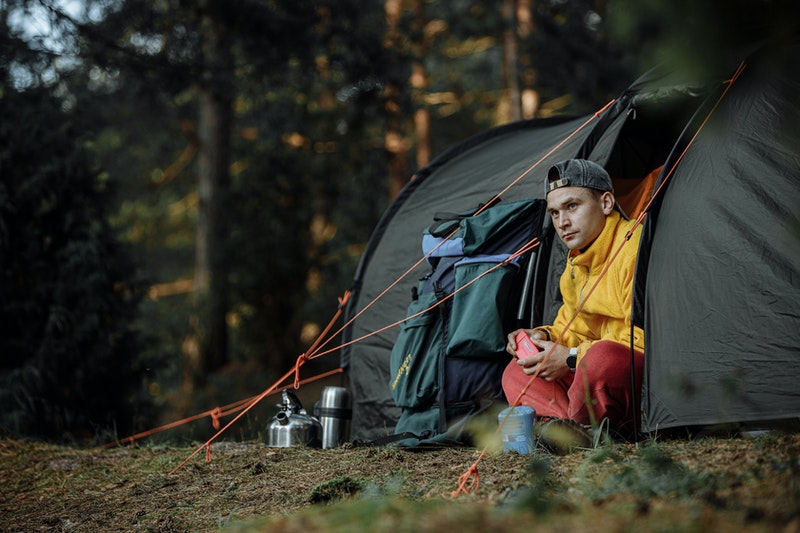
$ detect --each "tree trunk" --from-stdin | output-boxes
[384,0,410,200]
[182,10,232,396]
[410,0,431,169]
[517,0,540,119]
[502,0,522,123]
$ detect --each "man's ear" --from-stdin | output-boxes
[600,191,615,215]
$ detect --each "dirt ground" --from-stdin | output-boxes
[1,432,799,532]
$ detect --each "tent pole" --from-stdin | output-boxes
[515,249,537,328]
[630,320,639,448]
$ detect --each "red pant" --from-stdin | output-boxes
[502,340,644,436]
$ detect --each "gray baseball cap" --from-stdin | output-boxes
[545,159,627,218]
[545,159,613,195]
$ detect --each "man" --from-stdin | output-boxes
[502,158,645,441]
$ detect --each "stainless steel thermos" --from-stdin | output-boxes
[315,386,352,449]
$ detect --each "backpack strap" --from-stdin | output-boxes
[350,430,435,448]
[428,214,465,238]
[420,255,460,296]
[427,198,502,238]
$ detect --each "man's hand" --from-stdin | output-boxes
[506,329,571,381]
[506,328,547,356]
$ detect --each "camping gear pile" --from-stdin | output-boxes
[387,199,544,446]
[341,39,800,443]
[266,387,352,448]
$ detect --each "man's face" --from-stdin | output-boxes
[546,186,614,251]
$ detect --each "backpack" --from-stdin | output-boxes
[388,198,546,446]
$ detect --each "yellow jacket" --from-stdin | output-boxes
[538,210,645,362]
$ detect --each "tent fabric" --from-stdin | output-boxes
[639,41,800,431]
[341,117,596,441]
[342,40,800,442]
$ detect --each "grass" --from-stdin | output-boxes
[1,431,798,532]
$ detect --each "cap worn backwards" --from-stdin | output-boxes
[545,158,628,219]
[545,159,614,196]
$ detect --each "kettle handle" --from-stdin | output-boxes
[281,389,305,413]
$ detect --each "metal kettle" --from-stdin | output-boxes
[266,390,322,448]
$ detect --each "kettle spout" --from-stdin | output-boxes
[275,411,290,425]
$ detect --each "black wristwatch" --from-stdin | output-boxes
[566,347,578,372]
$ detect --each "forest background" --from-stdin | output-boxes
[1,0,796,444]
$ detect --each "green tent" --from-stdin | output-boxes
[342,40,800,441]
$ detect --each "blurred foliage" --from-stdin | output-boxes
[0,26,153,440]
[607,0,800,79]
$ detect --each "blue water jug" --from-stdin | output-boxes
[497,405,536,454]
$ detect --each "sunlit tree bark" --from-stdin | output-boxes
[384,0,410,200]
[410,0,431,169]
[516,0,540,119]
[502,0,522,122]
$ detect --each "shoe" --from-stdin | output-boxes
[535,418,593,455]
